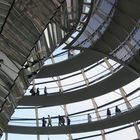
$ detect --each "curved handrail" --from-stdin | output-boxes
[5,104,140,134]
[32,59,105,85]
[17,87,140,111]
[73,121,140,140]
[26,62,121,94]
[18,65,138,107]
[10,90,140,126]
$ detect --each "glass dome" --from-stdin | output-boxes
[0,0,140,140]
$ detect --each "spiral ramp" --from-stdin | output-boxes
[0,0,140,140]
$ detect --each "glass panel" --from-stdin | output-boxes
[106,125,137,140]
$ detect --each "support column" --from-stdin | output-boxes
[67,134,73,140]
[33,80,40,140]
[5,133,8,140]
[119,88,140,139]
[35,106,40,140]
[91,99,106,140]
[79,60,106,139]
[119,88,132,110]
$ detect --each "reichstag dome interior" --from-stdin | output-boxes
[0,0,140,140]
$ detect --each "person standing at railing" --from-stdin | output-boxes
[87,114,92,122]
[107,108,111,118]
[66,116,71,125]
[61,116,65,125]
[30,87,36,96]
[44,86,48,95]
[115,106,121,115]
[42,117,46,127]
[58,115,62,126]
[58,115,65,126]
[47,115,52,127]
[36,88,40,95]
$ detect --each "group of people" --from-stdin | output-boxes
[30,86,64,96]
[58,115,70,126]
[87,106,122,123]
[42,115,52,127]
[107,106,121,117]
[41,106,121,127]
[30,87,40,96]
[42,115,71,127]
[30,86,48,96]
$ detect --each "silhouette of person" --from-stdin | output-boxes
[42,117,46,127]
[87,114,92,122]
[58,115,65,126]
[66,116,71,125]
[44,86,48,95]
[107,108,111,117]
[47,115,52,127]
[115,106,121,114]
[30,87,35,96]
[61,116,65,125]
[36,88,40,95]
[58,115,61,126]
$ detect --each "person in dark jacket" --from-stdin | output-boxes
[44,86,48,95]
[107,108,111,117]
[42,117,46,127]
[66,116,71,125]
[115,106,121,114]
